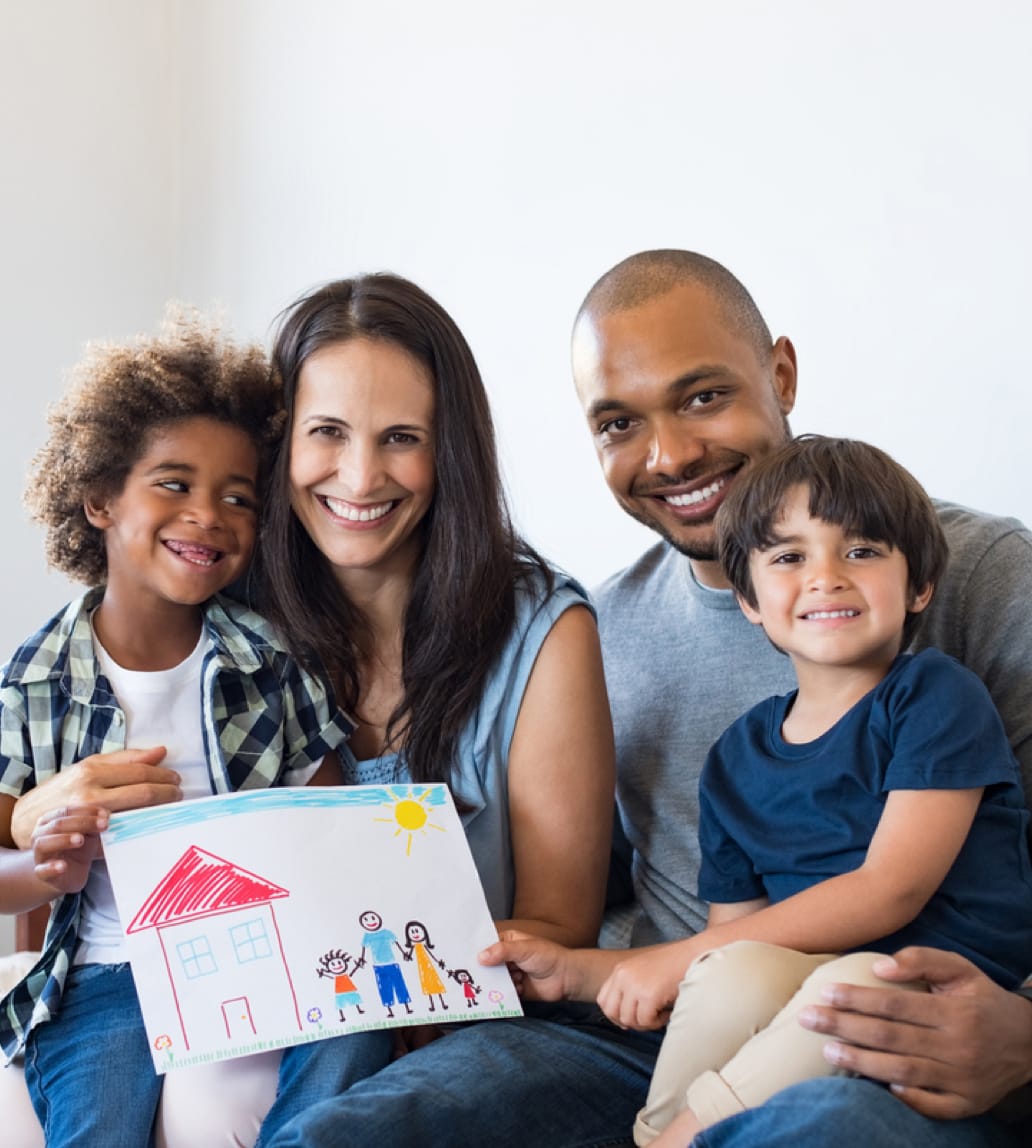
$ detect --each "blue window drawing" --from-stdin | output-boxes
[177,935,218,979]
[231,917,273,964]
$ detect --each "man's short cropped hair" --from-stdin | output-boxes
[575,249,773,363]
[716,435,948,646]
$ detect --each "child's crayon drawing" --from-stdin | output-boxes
[102,785,522,1073]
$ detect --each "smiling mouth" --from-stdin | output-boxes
[661,475,730,508]
[321,496,398,523]
[164,540,223,566]
[802,609,860,620]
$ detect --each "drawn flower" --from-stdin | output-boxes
[154,1034,173,1051]
[488,990,503,1004]
[307,1007,323,1024]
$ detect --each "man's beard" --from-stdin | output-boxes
[619,499,720,561]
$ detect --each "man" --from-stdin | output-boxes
[265,251,1031,1147]
[574,249,1032,1145]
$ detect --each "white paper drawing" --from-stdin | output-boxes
[101,785,522,1073]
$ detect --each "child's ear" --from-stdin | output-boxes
[83,495,112,529]
[908,582,935,615]
[736,593,764,626]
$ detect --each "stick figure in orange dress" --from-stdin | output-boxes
[401,920,449,1013]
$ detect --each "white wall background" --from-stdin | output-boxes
[2,0,1030,953]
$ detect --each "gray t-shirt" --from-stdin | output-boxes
[594,500,1032,948]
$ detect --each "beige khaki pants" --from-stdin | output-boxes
[634,940,926,1145]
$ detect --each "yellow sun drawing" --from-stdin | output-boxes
[374,789,446,856]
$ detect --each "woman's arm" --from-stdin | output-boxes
[500,605,615,948]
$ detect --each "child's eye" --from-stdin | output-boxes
[770,551,802,565]
[223,493,257,510]
[847,545,880,559]
[158,480,188,493]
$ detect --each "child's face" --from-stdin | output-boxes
[85,417,259,610]
[738,485,932,675]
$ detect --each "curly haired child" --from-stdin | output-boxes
[0,312,353,1147]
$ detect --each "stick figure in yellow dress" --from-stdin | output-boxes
[402,920,449,1012]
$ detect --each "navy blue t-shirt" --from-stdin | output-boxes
[698,648,1032,987]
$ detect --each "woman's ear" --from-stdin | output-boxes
[908,582,935,615]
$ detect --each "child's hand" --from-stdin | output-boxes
[595,940,697,1030]
[31,805,109,895]
[10,747,179,848]
[479,930,579,1001]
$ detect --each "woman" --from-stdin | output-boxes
[162,272,615,1145]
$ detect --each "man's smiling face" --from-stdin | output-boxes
[573,282,797,582]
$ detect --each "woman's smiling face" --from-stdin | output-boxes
[288,337,435,586]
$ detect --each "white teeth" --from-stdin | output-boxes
[664,477,726,507]
[165,541,220,567]
[804,609,860,620]
[325,497,394,522]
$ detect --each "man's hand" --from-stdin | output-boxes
[31,805,109,894]
[11,747,180,847]
[799,946,1032,1118]
[595,939,696,1030]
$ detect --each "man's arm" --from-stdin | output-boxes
[798,947,1032,1119]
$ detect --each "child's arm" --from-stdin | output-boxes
[8,746,179,848]
[0,796,107,912]
[596,787,982,1029]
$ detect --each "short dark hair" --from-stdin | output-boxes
[26,309,282,586]
[576,249,773,362]
[258,273,549,789]
[716,435,947,647]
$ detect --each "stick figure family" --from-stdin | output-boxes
[316,910,483,1023]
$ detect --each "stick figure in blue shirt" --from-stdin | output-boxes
[355,909,413,1018]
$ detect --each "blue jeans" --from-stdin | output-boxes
[694,1078,1023,1148]
[23,963,162,1147]
[261,1003,662,1147]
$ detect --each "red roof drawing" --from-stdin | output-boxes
[126,846,289,934]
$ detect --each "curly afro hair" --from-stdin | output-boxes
[26,308,285,586]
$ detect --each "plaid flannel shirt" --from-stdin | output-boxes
[0,587,352,1062]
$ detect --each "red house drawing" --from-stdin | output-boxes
[127,846,301,1050]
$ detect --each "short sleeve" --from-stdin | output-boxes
[0,687,35,799]
[877,651,1021,793]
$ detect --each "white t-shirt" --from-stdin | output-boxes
[74,625,212,965]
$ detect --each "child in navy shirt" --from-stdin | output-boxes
[634,436,1032,1146]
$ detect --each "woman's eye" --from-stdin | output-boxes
[385,431,417,445]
